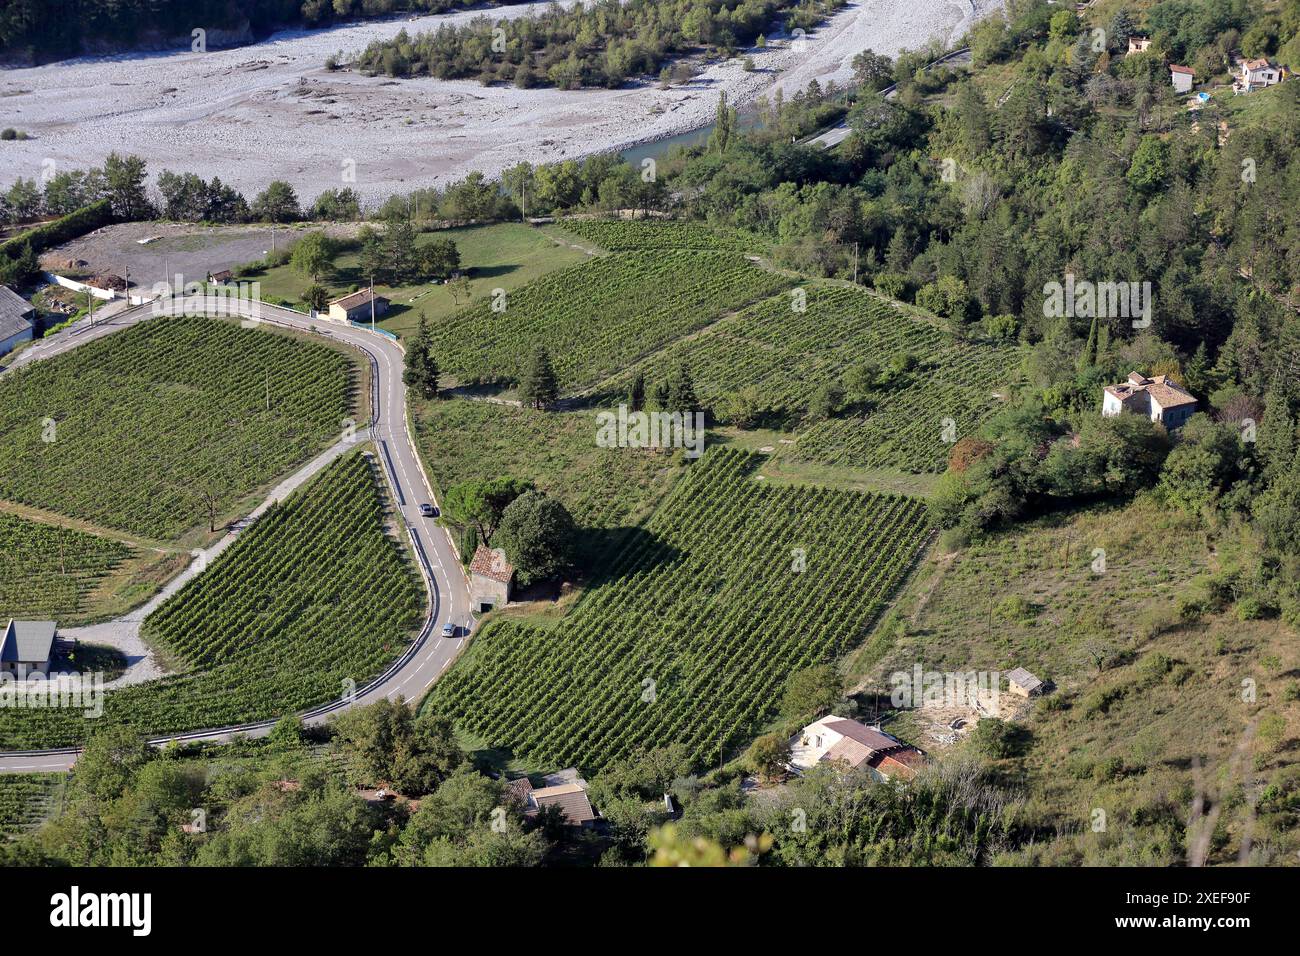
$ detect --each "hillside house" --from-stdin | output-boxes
[327,288,389,324]
[1127,36,1152,54]
[1102,371,1198,430]
[1,620,57,677]
[789,715,926,782]
[1006,667,1045,698]
[1170,64,1194,93]
[0,285,35,356]
[1237,58,1282,93]
[208,269,234,285]
[469,544,514,613]
[507,769,599,827]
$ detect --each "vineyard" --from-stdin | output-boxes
[0,774,63,838]
[599,284,1021,473]
[411,398,684,531]
[0,452,423,749]
[0,513,131,620]
[557,219,765,253]
[0,317,357,541]
[424,448,931,772]
[425,252,788,393]
[788,341,1016,472]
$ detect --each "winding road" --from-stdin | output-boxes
[0,294,474,772]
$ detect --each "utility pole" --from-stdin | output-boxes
[370,276,375,332]
[852,242,859,285]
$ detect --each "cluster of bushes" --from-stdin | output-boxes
[353,0,846,89]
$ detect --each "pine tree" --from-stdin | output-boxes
[668,363,697,411]
[403,315,439,399]
[628,371,646,412]
[519,345,559,409]
[1076,315,1098,373]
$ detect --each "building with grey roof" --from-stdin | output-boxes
[0,285,35,357]
[1,620,57,676]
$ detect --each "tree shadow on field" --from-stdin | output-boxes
[470,263,519,281]
[573,526,682,584]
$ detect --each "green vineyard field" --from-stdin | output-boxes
[0,452,423,749]
[603,284,1020,473]
[411,397,683,531]
[424,448,931,772]
[425,251,788,393]
[558,219,765,253]
[0,317,357,540]
[0,513,131,620]
[0,774,63,837]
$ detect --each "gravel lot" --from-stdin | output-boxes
[41,222,297,289]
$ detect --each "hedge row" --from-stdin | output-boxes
[0,198,114,262]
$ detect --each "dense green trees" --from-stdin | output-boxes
[403,315,441,400]
[0,1,478,62]
[518,345,560,409]
[331,698,463,796]
[158,171,249,223]
[353,0,846,89]
[290,231,333,281]
[251,180,302,223]
[495,491,576,587]
[442,476,533,546]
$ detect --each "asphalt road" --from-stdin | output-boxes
[0,294,474,772]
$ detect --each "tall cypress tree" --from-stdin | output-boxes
[519,344,559,409]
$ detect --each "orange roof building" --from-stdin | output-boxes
[1102,371,1198,430]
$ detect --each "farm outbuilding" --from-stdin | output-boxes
[328,289,389,324]
[0,285,35,356]
[1,619,57,676]
[1006,668,1045,698]
[469,545,514,613]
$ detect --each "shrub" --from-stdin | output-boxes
[872,271,910,301]
[1235,595,1274,621]
[1092,756,1125,782]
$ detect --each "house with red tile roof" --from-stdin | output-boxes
[507,768,599,827]
[789,715,926,782]
[1237,57,1282,93]
[469,544,514,613]
[1102,371,1198,430]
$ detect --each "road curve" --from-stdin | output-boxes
[0,294,474,772]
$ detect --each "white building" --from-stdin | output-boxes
[1,620,56,677]
[1102,371,1198,430]
[1237,58,1282,93]
[1127,36,1152,55]
[789,715,925,782]
[1170,64,1195,93]
[0,285,35,356]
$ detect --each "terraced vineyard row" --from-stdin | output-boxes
[425,251,788,393]
[0,453,423,749]
[0,513,132,620]
[0,317,356,540]
[425,447,931,772]
[0,774,63,837]
[559,219,764,252]
[600,285,1019,472]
